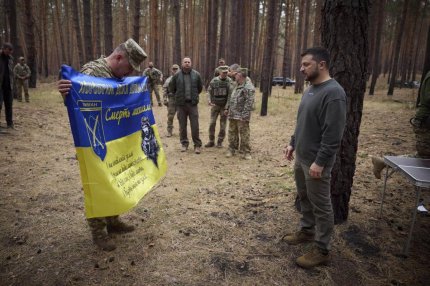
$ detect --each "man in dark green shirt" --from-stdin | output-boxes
[284,47,346,269]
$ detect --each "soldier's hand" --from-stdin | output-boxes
[58,79,72,99]
[284,145,294,161]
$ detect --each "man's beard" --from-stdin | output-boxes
[304,68,319,82]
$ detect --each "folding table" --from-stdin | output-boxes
[379,156,430,256]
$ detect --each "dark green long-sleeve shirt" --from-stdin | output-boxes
[290,79,346,167]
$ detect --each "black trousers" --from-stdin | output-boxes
[0,87,13,126]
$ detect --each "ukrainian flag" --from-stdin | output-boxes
[61,65,166,218]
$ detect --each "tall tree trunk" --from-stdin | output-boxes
[387,0,409,96]
[313,0,322,46]
[23,0,37,88]
[411,0,427,81]
[8,0,22,61]
[369,0,385,95]
[294,0,305,94]
[42,0,49,76]
[71,0,84,67]
[250,0,260,75]
[133,0,141,42]
[55,0,67,63]
[417,25,430,107]
[151,0,159,65]
[322,0,369,223]
[218,0,227,61]
[172,0,181,64]
[94,0,101,57]
[282,0,291,88]
[83,0,93,62]
[302,0,311,50]
[104,0,113,54]
[260,0,278,116]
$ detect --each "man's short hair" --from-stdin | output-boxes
[229,63,240,72]
[301,47,330,68]
[2,42,13,50]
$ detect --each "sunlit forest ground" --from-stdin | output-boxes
[0,77,428,285]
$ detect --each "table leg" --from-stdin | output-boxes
[379,167,396,218]
[402,186,422,256]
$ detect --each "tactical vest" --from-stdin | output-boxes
[211,78,230,106]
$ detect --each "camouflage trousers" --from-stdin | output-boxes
[16,79,29,102]
[149,83,161,105]
[87,216,120,236]
[208,105,227,143]
[228,119,250,153]
[166,99,176,133]
[413,125,430,158]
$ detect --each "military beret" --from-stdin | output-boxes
[172,64,180,69]
[124,38,147,72]
[219,65,229,72]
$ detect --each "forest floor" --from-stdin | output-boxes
[0,80,429,286]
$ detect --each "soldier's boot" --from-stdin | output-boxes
[216,140,223,148]
[106,216,135,234]
[205,141,215,148]
[243,153,252,160]
[167,129,173,137]
[296,246,330,269]
[89,219,116,251]
[282,230,314,245]
[226,149,234,158]
[371,156,386,179]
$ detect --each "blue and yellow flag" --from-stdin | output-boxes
[61,65,166,218]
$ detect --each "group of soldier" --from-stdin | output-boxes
[0,42,32,130]
[148,57,255,159]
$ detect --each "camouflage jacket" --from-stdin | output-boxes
[143,67,162,84]
[416,70,430,122]
[13,63,31,79]
[80,57,114,78]
[227,80,255,121]
[163,75,174,101]
[207,76,232,106]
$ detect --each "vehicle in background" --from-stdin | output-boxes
[272,77,295,86]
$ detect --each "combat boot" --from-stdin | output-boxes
[226,149,234,158]
[243,153,252,160]
[296,246,330,269]
[106,216,135,234]
[371,156,386,179]
[282,230,314,245]
[205,142,215,148]
[167,130,172,137]
[92,231,116,251]
[216,141,223,148]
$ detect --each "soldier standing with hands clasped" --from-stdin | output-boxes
[205,65,232,148]
[13,56,31,103]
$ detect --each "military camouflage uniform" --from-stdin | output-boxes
[206,75,232,145]
[163,75,176,135]
[13,61,31,102]
[226,79,255,155]
[143,67,162,106]
[411,70,430,158]
[79,57,133,242]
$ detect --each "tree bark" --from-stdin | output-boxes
[23,0,37,88]
[71,0,84,67]
[172,0,181,64]
[83,0,93,62]
[260,0,278,116]
[8,0,22,61]
[322,0,369,224]
[294,0,305,94]
[369,0,385,95]
[133,0,141,42]
[282,0,291,88]
[313,0,322,46]
[387,0,409,96]
[104,0,113,55]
